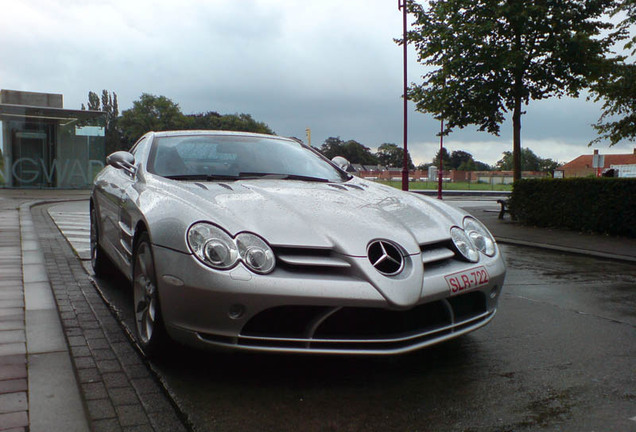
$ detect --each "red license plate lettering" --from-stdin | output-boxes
[445,266,490,296]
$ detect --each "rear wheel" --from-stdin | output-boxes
[133,232,168,356]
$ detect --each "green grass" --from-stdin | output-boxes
[376,180,513,191]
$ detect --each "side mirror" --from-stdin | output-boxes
[331,156,351,171]
[107,151,136,176]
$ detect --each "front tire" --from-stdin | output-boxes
[133,232,168,356]
[90,207,113,278]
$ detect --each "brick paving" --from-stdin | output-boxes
[0,190,189,432]
[0,206,29,432]
[3,189,633,432]
[30,204,189,432]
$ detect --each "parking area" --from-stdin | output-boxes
[42,198,636,431]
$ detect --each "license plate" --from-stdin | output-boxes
[445,266,490,296]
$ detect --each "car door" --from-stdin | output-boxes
[94,166,124,260]
[112,137,150,273]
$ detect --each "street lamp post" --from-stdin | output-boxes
[398,0,409,191]
[437,118,444,200]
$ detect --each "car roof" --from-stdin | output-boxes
[148,130,289,141]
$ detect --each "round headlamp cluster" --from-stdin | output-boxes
[187,223,275,274]
[450,217,497,262]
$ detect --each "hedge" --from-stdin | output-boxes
[509,178,636,238]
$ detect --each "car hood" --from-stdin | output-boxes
[146,175,466,257]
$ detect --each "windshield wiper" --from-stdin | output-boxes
[164,174,239,181]
[165,173,333,183]
[238,172,331,182]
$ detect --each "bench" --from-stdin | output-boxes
[497,199,512,220]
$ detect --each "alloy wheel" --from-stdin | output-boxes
[133,240,158,345]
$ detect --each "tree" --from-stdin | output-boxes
[318,137,379,165]
[449,150,474,170]
[82,90,120,156]
[186,112,274,135]
[432,147,451,170]
[457,159,476,171]
[345,140,380,165]
[610,0,635,55]
[82,91,100,111]
[100,90,120,155]
[474,161,492,171]
[496,148,561,172]
[319,137,347,159]
[589,1,635,146]
[376,143,414,169]
[119,94,186,145]
[403,0,620,182]
[432,149,491,171]
[590,62,635,146]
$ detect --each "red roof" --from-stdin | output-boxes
[561,151,636,170]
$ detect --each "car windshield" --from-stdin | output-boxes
[147,135,350,182]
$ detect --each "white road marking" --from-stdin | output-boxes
[48,209,91,260]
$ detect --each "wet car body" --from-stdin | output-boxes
[91,130,506,355]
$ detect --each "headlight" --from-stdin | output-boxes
[236,233,275,274]
[187,223,275,274]
[188,223,238,269]
[463,217,496,257]
[450,226,480,263]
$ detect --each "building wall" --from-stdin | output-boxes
[556,149,636,178]
[354,169,549,183]
[0,89,63,108]
[0,90,105,189]
[560,166,595,178]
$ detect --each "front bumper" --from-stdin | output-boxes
[153,244,506,355]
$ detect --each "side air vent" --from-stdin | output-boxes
[420,241,456,266]
[273,247,351,271]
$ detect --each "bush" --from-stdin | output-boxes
[510,178,636,238]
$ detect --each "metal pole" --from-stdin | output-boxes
[437,118,444,200]
[399,0,409,191]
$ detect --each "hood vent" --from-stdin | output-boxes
[327,184,348,191]
[344,184,364,191]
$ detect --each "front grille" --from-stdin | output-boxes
[273,247,352,273]
[420,240,457,269]
[218,291,491,353]
[273,240,458,275]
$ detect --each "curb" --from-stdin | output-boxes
[494,236,636,264]
[19,200,90,432]
[411,190,511,197]
[29,201,190,432]
[84,265,196,432]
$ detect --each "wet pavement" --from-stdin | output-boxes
[93,243,636,432]
[47,196,636,431]
[1,190,635,431]
[1,191,187,432]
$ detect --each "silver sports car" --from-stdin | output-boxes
[91,130,506,356]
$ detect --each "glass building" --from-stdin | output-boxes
[0,89,106,189]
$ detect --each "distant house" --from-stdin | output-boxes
[555,149,636,178]
[350,164,365,173]
[348,164,389,175]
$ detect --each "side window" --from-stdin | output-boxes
[129,137,147,156]
[130,137,154,170]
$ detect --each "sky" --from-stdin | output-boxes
[1,0,634,166]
